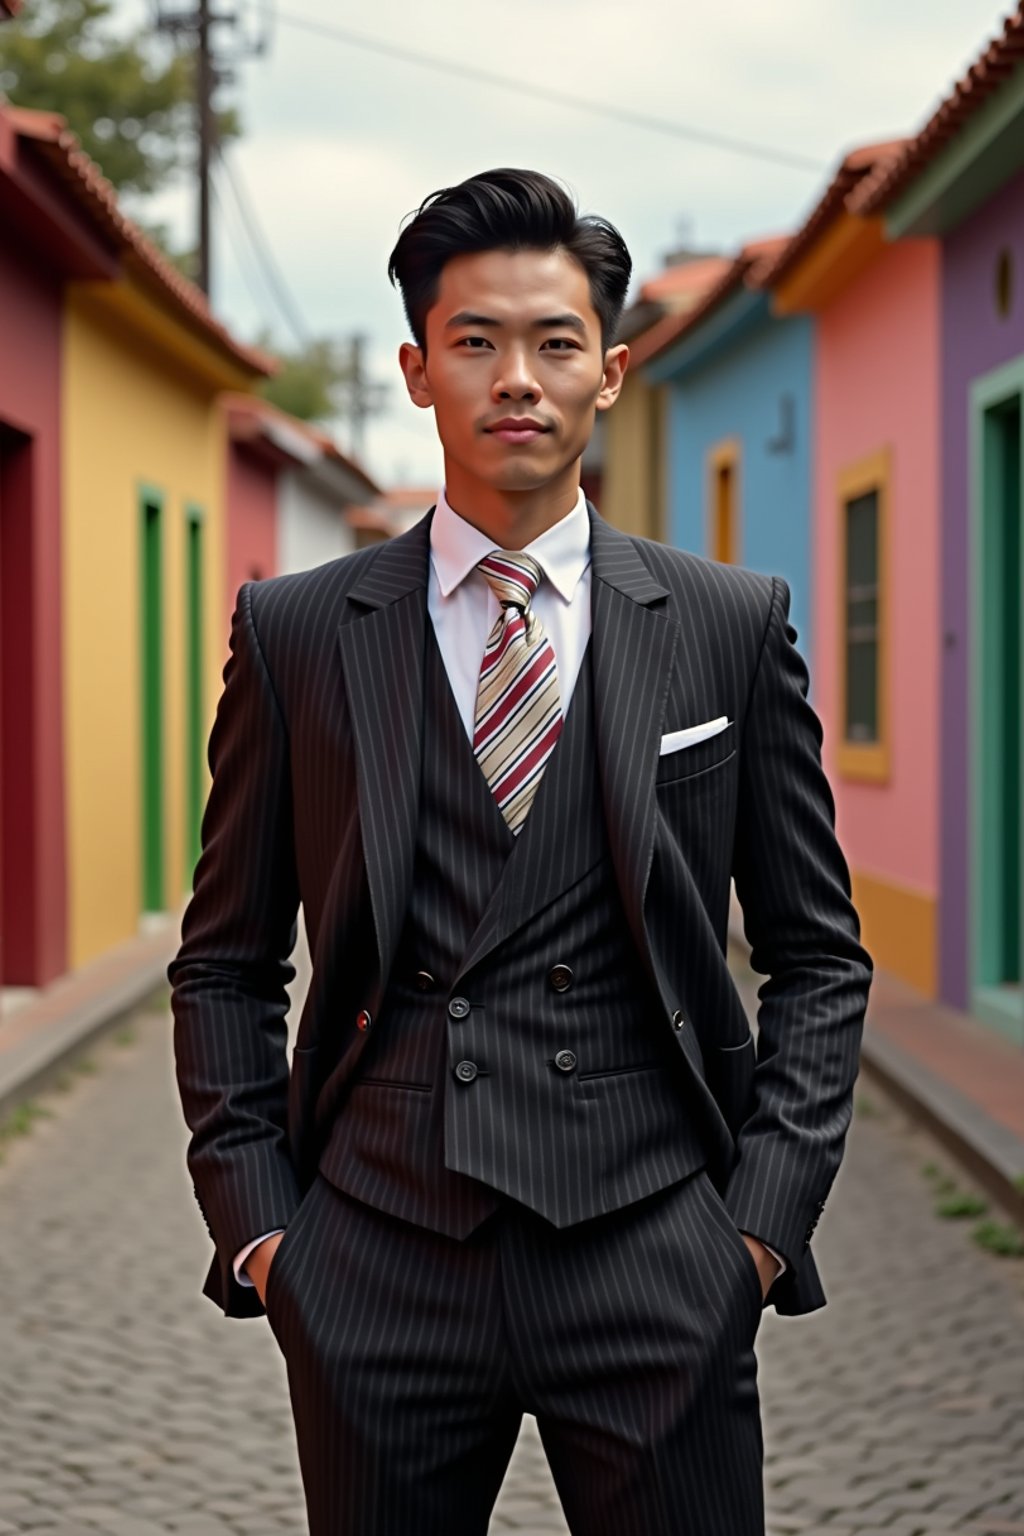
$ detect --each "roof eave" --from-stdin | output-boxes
[878,63,1024,237]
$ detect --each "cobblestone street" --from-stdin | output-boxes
[1,999,1022,1536]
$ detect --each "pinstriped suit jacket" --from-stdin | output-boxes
[169,500,873,1320]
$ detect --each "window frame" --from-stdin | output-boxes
[836,446,891,782]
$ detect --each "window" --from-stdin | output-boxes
[837,449,890,781]
[844,489,879,742]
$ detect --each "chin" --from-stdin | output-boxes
[480,462,550,492]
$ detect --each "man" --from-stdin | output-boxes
[170,167,872,1536]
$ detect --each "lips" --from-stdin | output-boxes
[486,419,549,444]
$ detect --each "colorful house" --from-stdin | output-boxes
[764,139,949,999]
[859,10,1024,1040]
[638,237,815,652]
[2,105,384,990]
[0,105,273,982]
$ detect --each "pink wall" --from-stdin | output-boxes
[226,442,278,620]
[813,237,941,895]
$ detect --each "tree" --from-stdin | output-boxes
[0,0,240,198]
[258,332,389,453]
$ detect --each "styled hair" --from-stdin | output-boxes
[387,167,632,355]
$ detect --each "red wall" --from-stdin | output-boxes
[226,442,278,619]
[0,236,67,985]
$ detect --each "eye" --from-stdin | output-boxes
[542,338,580,351]
[455,336,492,349]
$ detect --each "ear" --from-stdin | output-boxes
[398,341,434,409]
[595,343,629,413]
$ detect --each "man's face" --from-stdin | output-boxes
[399,246,627,495]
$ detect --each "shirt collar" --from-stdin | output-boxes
[429,484,591,604]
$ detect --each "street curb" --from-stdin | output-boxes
[0,949,175,1125]
[858,1030,1024,1227]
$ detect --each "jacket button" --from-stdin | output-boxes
[356,1009,372,1032]
[554,1049,577,1073]
[454,1059,478,1083]
[415,970,436,992]
[671,1008,686,1031]
[549,964,574,992]
[448,996,471,1020]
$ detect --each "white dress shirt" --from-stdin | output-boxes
[234,485,784,1287]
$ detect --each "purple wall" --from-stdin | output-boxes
[940,164,1024,1007]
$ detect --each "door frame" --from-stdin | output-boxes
[969,354,1024,1044]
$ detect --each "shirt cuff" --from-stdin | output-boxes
[233,1229,285,1287]
[739,1231,787,1279]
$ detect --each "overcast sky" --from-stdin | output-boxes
[117,1,1009,489]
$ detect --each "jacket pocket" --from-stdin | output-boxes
[576,1061,662,1082]
[655,721,736,785]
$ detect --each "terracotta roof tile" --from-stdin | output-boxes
[631,234,790,369]
[640,255,732,306]
[3,104,273,377]
[853,6,1024,214]
[758,139,908,289]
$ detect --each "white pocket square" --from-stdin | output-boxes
[659,716,731,756]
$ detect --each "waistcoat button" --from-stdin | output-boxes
[671,1008,686,1031]
[355,1009,372,1032]
[549,964,574,992]
[554,1049,577,1073]
[448,996,471,1020]
[454,1059,478,1083]
[415,970,436,992]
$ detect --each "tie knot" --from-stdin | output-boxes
[477,550,542,610]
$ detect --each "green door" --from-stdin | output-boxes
[140,491,164,912]
[185,509,204,890]
[971,366,1024,1044]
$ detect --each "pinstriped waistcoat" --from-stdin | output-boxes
[317,620,706,1237]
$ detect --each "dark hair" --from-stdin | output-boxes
[387,167,632,355]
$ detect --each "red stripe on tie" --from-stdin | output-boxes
[479,613,526,679]
[492,713,563,803]
[480,556,538,594]
[472,648,554,748]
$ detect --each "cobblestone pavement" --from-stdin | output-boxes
[0,1001,1022,1536]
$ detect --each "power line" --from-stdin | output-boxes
[216,147,311,347]
[271,8,827,174]
[209,164,283,329]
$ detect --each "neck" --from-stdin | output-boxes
[442,462,582,548]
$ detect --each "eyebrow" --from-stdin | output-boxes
[444,310,588,335]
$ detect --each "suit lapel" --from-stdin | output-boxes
[337,510,434,1001]
[587,504,679,981]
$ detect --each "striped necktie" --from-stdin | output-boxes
[473,550,564,835]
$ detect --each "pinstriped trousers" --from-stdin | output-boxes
[264,1166,765,1536]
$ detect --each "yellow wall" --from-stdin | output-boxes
[62,285,231,967]
[601,373,667,541]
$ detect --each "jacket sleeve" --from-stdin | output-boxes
[725,575,873,1269]
[168,580,303,1315]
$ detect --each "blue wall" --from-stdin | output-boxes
[647,299,814,661]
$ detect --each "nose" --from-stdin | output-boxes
[492,346,542,404]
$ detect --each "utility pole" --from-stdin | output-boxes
[344,334,389,465]
[151,1,272,300]
[196,0,213,296]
